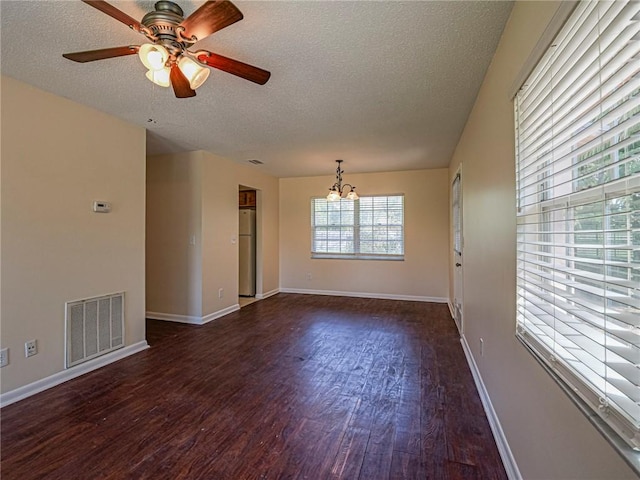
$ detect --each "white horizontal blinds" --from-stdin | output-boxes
[311,198,355,254]
[311,195,405,258]
[515,0,640,448]
[518,1,640,210]
[359,195,404,256]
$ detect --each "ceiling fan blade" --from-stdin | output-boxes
[82,0,144,32]
[170,65,196,98]
[197,52,271,85]
[179,1,243,43]
[63,46,139,63]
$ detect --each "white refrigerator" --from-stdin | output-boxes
[239,209,256,296]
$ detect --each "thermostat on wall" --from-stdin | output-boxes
[92,201,111,213]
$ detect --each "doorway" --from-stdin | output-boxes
[239,185,260,308]
[452,169,463,333]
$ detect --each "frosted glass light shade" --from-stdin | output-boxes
[139,44,169,71]
[146,67,171,87]
[178,56,210,89]
[346,190,359,201]
[327,190,341,201]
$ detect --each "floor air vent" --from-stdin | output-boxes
[65,292,124,368]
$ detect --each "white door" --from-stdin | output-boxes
[452,171,463,333]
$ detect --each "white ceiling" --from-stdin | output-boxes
[1,0,513,177]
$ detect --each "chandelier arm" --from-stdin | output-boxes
[326,159,358,200]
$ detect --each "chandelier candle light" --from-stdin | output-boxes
[327,160,359,201]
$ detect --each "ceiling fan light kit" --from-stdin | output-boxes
[145,67,171,87]
[177,56,210,89]
[138,43,169,71]
[63,0,271,98]
[327,160,358,202]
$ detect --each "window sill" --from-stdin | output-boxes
[311,254,404,261]
[516,335,640,476]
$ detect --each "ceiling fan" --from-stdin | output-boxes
[63,0,271,98]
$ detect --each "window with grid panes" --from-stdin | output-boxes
[311,195,404,259]
[514,0,640,450]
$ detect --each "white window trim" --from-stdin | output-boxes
[508,1,579,100]
[310,194,405,260]
[513,0,640,470]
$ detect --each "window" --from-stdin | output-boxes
[515,0,639,450]
[311,195,404,259]
[452,173,462,255]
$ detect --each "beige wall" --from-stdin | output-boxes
[146,152,203,317]
[280,169,449,300]
[0,76,147,393]
[201,151,279,315]
[146,151,279,320]
[449,2,636,478]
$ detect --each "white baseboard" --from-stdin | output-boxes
[146,311,202,324]
[0,341,149,408]
[201,304,240,324]
[447,301,455,319]
[255,288,279,300]
[279,288,447,303]
[448,301,463,335]
[460,335,522,480]
[147,304,240,326]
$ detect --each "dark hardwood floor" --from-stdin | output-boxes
[1,294,507,479]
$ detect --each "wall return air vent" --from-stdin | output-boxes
[65,292,125,368]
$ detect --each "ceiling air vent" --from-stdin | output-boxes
[248,159,263,165]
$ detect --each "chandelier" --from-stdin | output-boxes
[326,160,359,201]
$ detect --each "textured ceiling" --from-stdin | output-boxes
[1,1,513,177]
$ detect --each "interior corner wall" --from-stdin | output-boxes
[0,75,147,393]
[279,169,449,300]
[146,151,203,319]
[146,150,279,321]
[448,2,637,479]
[200,151,279,317]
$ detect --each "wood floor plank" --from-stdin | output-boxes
[358,385,398,478]
[447,460,481,480]
[0,294,507,479]
[437,335,506,477]
[393,412,421,456]
[330,426,370,479]
[389,451,421,480]
[420,342,450,480]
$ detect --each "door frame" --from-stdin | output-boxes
[451,166,464,334]
[238,185,263,299]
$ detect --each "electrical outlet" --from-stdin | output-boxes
[307,273,312,280]
[0,348,9,367]
[218,288,224,299]
[25,340,37,358]
[480,338,484,357]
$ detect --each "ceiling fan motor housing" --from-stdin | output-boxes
[141,1,193,59]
